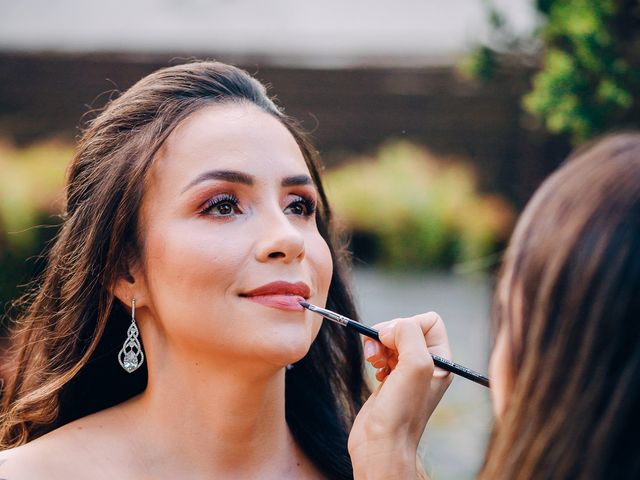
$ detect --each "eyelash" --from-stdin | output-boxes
[199,193,317,218]
[200,193,241,217]
[287,195,317,217]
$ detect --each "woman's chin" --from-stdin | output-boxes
[253,314,322,367]
[269,338,314,368]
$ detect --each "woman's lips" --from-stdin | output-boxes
[244,294,306,311]
[240,281,310,312]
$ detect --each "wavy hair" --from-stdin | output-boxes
[0,61,369,479]
[481,133,640,479]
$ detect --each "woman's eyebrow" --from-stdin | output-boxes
[281,175,312,187]
[181,170,255,194]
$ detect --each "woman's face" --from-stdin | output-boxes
[133,103,332,371]
[489,327,510,419]
[488,280,520,419]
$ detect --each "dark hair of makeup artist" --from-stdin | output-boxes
[0,61,370,479]
[481,133,640,479]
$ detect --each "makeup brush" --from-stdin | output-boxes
[299,301,490,388]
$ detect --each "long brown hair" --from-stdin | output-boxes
[481,133,640,478]
[0,61,369,479]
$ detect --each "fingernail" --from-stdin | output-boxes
[364,341,376,359]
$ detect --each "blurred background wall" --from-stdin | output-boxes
[0,53,563,206]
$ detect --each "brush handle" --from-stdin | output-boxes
[299,302,490,388]
[347,320,490,388]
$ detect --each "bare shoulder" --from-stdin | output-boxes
[0,411,125,479]
[0,440,70,479]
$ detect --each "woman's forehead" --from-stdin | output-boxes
[149,103,310,193]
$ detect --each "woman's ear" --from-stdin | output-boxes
[112,258,149,309]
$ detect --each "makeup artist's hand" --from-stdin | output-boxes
[348,312,452,480]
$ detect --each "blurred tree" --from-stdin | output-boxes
[324,141,515,271]
[462,0,640,144]
[0,140,68,332]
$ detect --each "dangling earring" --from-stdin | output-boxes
[118,299,145,373]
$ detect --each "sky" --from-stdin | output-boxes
[0,0,539,67]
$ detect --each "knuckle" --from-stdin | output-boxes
[406,311,442,329]
[397,316,420,328]
[372,318,399,330]
[419,311,442,325]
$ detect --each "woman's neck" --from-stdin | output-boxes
[118,352,310,478]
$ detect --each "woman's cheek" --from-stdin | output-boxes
[313,235,334,301]
[489,329,511,419]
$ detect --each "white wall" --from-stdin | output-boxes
[0,0,539,67]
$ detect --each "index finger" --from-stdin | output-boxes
[376,312,449,352]
[376,312,452,373]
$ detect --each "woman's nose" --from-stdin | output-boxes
[254,213,305,264]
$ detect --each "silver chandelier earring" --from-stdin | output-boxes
[118,299,145,373]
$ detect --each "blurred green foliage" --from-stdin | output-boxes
[324,142,515,270]
[0,139,69,323]
[464,0,640,144]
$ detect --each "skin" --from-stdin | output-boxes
[487,280,520,419]
[0,103,331,479]
[488,328,510,418]
[354,314,453,479]
[0,102,458,479]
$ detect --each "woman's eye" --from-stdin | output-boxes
[200,194,241,217]
[215,202,235,215]
[285,195,316,217]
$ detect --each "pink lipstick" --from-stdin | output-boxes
[240,281,310,312]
